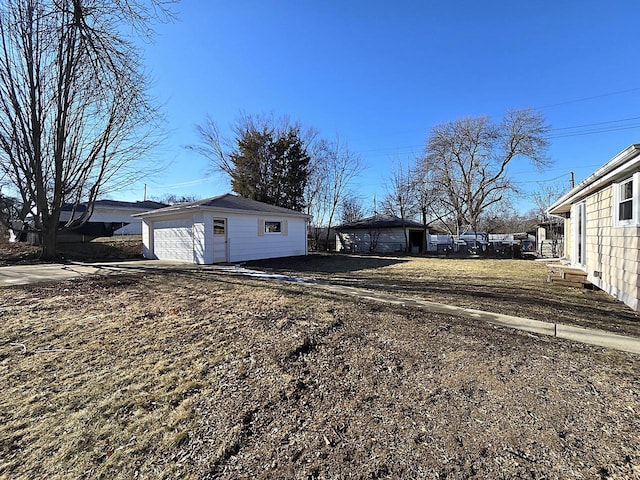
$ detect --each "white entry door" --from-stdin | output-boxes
[572,202,587,268]
[212,218,227,263]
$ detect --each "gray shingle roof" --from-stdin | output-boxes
[336,214,424,230]
[137,193,309,217]
[61,200,167,212]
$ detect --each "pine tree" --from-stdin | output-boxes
[229,125,310,211]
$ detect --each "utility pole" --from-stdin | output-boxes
[570,172,575,189]
[144,183,147,201]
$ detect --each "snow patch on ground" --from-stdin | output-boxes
[212,265,315,283]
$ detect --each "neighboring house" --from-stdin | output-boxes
[56,199,167,242]
[548,144,640,310]
[335,214,438,253]
[135,193,309,264]
[536,219,564,258]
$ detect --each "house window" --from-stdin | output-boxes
[613,173,640,227]
[264,221,282,233]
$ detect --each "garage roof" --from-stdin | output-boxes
[134,193,310,218]
[335,214,424,230]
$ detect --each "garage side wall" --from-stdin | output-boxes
[227,213,307,262]
[336,229,407,253]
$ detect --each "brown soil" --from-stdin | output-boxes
[0,238,41,265]
[1,270,639,479]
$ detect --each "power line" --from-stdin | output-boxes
[548,123,640,139]
[536,87,640,110]
[550,115,640,132]
[353,115,640,158]
[511,173,571,186]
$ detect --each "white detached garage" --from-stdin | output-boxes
[135,194,310,264]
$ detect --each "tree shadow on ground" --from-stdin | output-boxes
[245,253,409,274]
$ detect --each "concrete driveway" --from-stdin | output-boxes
[0,260,192,286]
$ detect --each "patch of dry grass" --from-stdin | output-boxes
[1,270,640,479]
[0,236,143,265]
[247,254,640,337]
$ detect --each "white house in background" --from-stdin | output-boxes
[135,193,310,264]
[548,144,640,310]
[57,199,167,241]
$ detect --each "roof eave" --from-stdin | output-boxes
[547,144,640,215]
[133,204,310,219]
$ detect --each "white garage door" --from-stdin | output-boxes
[152,218,194,263]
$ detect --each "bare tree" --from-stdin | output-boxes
[481,201,536,233]
[323,137,364,251]
[381,159,416,252]
[302,135,331,250]
[411,157,435,252]
[153,193,200,205]
[0,0,172,258]
[423,109,549,238]
[339,193,366,224]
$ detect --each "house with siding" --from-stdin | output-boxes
[547,144,640,310]
[335,214,438,253]
[58,200,167,241]
[135,194,309,264]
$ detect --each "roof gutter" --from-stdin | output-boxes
[547,144,640,215]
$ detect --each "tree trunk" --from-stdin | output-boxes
[421,209,428,254]
[40,227,58,261]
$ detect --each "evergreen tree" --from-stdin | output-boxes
[226,123,311,211]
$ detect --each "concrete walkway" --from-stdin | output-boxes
[2,261,640,355]
[312,282,640,355]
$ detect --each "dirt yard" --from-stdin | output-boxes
[1,264,640,479]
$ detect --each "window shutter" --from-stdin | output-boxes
[283,220,288,236]
[258,218,265,236]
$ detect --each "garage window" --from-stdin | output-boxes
[264,221,282,233]
[258,218,288,236]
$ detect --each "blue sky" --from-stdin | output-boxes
[118,1,640,213]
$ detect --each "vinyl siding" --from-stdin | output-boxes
[226,214,307,262]
[583,184,640,310]
[336,229,408,253]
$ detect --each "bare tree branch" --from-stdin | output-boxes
[0,0,172,258]
[423,109,550,235]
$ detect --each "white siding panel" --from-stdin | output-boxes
[227,214,307,262]
[152,218,194,263]
[336,228,407,253]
